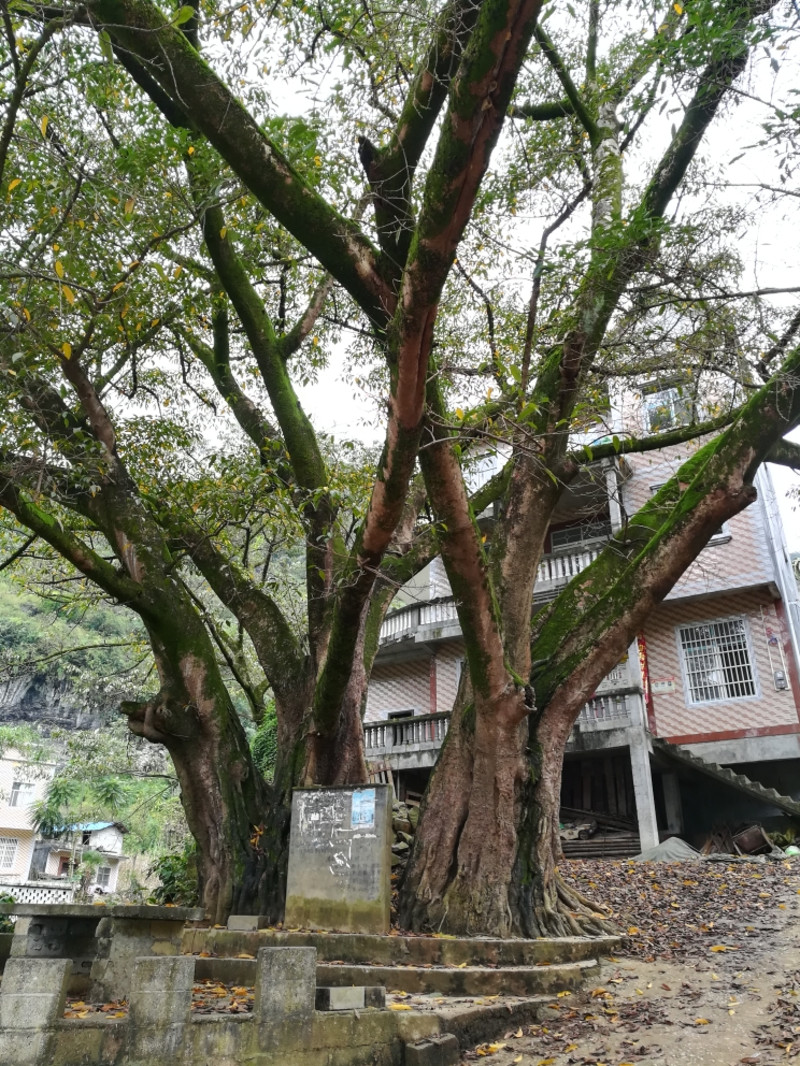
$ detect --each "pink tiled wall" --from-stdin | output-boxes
[645,589,799,739]
[623,448,774,600]
[365,641,465,721]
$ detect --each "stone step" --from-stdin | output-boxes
[316,957,600,997]
[192,954,600,997]
[183,927,621,969]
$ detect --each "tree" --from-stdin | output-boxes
[2,0,800,932]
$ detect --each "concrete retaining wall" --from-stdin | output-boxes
[0,946,441,1066]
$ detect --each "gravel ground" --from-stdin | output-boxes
[460,856,800,1066]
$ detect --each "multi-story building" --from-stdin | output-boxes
[364,391,800,853]
[0,748,55,883]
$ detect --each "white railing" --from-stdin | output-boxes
[576,692,631,727]
[364,712,450,754]
[0,880,76,905]
[536,546,601,586]
[379,599,459,643]
[379,547,603,645]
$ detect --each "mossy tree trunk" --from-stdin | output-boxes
[402,0,785,936]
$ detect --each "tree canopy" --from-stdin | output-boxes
[2,0,800,930]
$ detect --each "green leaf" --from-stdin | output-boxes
[172,5,196,26]
[98,30,114,64]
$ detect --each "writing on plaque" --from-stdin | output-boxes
[285,785,391,933]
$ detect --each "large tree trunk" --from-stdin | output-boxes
[401,687,609,937]
[123,605,276,924]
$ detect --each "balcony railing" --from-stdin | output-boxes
[364,711,450,755]
[379,546,604,645]
[365,686,636,761]
[535,545,602,586]
[576,690,632,727]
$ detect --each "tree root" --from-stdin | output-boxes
[552,869,617,936]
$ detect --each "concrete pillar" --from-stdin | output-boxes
[629,730,660,851]
[662,772,684,834]
[0,956,70,1066]
[128,955,194,1062]
[255,946,316,1051]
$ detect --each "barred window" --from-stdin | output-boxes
[678,618,756,703]
[0,837,19,869]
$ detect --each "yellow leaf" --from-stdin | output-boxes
[673,2,683,12]
[62,285,76,305]
[695,1018,710,1025]
[173,266,183,278]
[124,198,135,214]
[455,407,464,419]
[41,115,49,137]
[556,990,571,998]
[22,307,31,321]
[55,260,64,278]
[219,227,227,239]
[235,953,254,959]
[513,1058,522,1064]
[61,342,72,359]
[8,178,21,191]
[627,926,639,935]
[187,145,195,155]
[710,945,729,953]
[388,1003,412,1011]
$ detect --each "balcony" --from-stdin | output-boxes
[379,546,604,646]
[364,711,451,771]
[365,682,638,767]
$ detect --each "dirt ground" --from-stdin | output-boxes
[460,856,800,1066]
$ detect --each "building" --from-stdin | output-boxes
[0,748,55,883]
[32,822,128,894]
[364,395,800,852]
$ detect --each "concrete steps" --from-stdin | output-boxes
[191,953,601,997]
[651,737,800,818]
[316,957,600,996]
[184,927,621,999]
[183,927,621,968]
[562,832,641,859]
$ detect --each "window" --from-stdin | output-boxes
[643,381,694,433]
[0,837,18,869]
[550,518,612,552]
[678,618,757,703]
[96,866,111,888]
[8,781,35,808]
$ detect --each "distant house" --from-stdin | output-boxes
[33,822,128,893]
[0,748,55,883]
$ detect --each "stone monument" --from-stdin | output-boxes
[284,784,391,933]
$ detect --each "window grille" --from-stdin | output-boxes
[643,383,694,432]
[679,618,756,703]
[9,781,35,808]
[0,837,19,869]
[550,518,612,551]
[96,866,111,888]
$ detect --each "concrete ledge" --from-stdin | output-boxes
[405,1034,459,1065]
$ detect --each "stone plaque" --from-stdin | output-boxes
[284,785,391,934]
